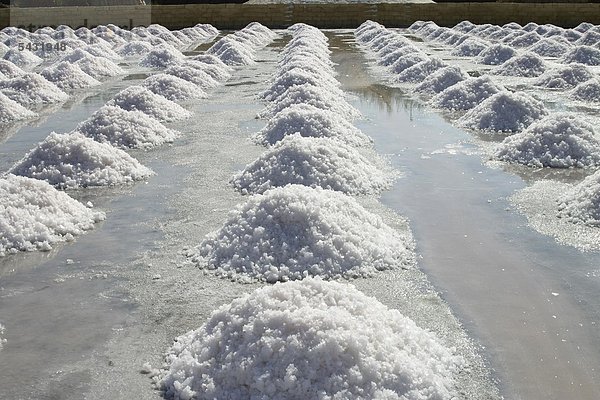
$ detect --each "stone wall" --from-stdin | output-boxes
[1,3,599,31]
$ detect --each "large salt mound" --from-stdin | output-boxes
[477,43,516,65]
[415,66,467,95]
[74,54,124,80]
[40,62,100,91]
[254,104,371,147]
[116,41,153,57]
[529,38,570,57]
[557,170,600,227]
[388,52,429,74]
[431,76,503,111]
[139,45,185,68]
[509,31,543,47]
[0,73,68,106]
[9,132,153,189]
[495,113,600,168]
[459,91,547,134]
[570,79,600,102]
[207,36,254,66]
[191,185,414,282]
[107,86,192,123]
[262,85,361,121]
[395,57,445,84]
[0,91,37,124]
[561,46,600,66]
[0,59,24,78]
[75,105,178,149]
[142,73,206,101]
[534,64,593,89]
[158,278,462,400]
[261,68,341,102]
[494,52,546,77]
[0,174,105,256]
[3,48,42,68]
[232,135,393,195]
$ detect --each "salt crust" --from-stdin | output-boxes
[232,135,393,195]
[458,91,547,134]
[0,174,105,256]
[254,104,371,147]
[430,76,503,111]
[9,132,153,189]
[496,113,600,168]
[40,61,100,90]
[75,105,178,149]
[157,278,462,400]
[558,170,600,227]
[143,73,206,101]
[107,85,192,122]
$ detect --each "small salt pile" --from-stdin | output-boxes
[529,38,571,57]
[508,31,543,48]
[190,185,414,282]
[9,132,154,189]
[2,48,42,68]
[164,63,219,89]
[415,65,468,95]
[0,91,37,124]
[534,64,593,89]
[261,68,341,102]
[395,57,445,83]
[107,85,192,122]
[75,105,179,149]
[142,73,206,101]
[116,41,153,57]
[494,52,547,77]
[0,174,105,256]
[477,43,516,65]
[451,37,489,57]
[139,44,186,69]
[207,36,255,66]
[157,278,462,399]
[0,59,24,78]
[388,52,429,74]
[561,46,600,66]
[74,53,124,80]
[40,62,100,91]
[496,113,600,168]
[558,170,600,227]
[570,79,600,102]
[431,76,503,111]
[232,135,393,195]
[0,73,68,106]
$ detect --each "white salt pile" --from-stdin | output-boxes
[0,92,37,125]
[261,68,341,102]
[477,43,516,65]
[494,52,546,77]
[207,36,255,66]
[431,76,503,111]
[164,64,219,89]
[451,37,489,57]
[561,46,600,66]
[73,54,124,80]
[84,43,120,60]
[0,60,23,78]
[396,57,446,84]
[459,91,547,134]
[75,105,178,150]
[2,48,42,68]
[176,61,222,88]
[534,64,593,89]
[529,38,571,57]
[495,113,600,168]
[232,135,393,195]
[0,73,68,106]
[142,73,206,102]
[157,278,462,400]
[508,31,543,48]
[254,104,371,147]
[40,62,101,91]
[388,52,429,75]
[415,65,468,95]
[576,30,600,47]
[0,174,105,256]
[107,86,192,123]
[9,132,153,189]
[116,41,153,57]
[557,170,600,227]
[191,185,414,282]
[139,45,186,69]
[570,79,600,102]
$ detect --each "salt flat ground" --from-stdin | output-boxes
[0,29,599,400]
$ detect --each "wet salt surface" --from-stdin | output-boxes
[0,29,598,400]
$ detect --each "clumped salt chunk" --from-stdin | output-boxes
[142,73,206,101]
[190,185,414,282]
[0,73,68,106]
[253,104,371,147]
[107,85,192,122]
[415,65,467,95]
[0,174,105,256]
[430,76,503,111]
[496,113,600,168]
[232,135,394,195]
[40,61,100,90]
[558,170,600,227]
[561,45,600,66]
[494,52,547,77]
[477,43,516,65]
[0,91,37,124]
[75,105,178,149]
[9,132,154,189]
[157,278,463,399]
[570,79,600,102]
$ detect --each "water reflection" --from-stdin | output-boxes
[350,83,424,117]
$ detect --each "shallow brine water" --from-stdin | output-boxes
[0,28,599,400]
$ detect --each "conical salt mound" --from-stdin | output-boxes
[75,105,179,149]
[190,185,415,282]
[157,278,463,400]
[0,91,37,124]
[0,174,105,256]
[570,79,600,102]
[477,43,516,65]
[558,170,600,227]
[261,68,340,102]
[0,73,69,107]
[107,85,192,122]
[142,73,206,101]
[40,61,100,90]
[139,45,185,68]
[494,52,546,77]
[232,135,394,195]
[534,64,593,89]
[415,66,467,95]
[495,113,600,168]
[430,76,502,111]
[253,104,372,147]
[9,132,154,189]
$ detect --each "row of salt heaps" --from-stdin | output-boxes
[157,24,464,400]
[1,23,223,256]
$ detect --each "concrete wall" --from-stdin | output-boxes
[1,3,600,31]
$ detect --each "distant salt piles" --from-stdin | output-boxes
[9,132,154,189]
[495,114,600,168]
[192,185,413,282]
[107,86,192,122]
[232,135,394,195]
[157,278,462,399]
[477,44,516,65]
[206,22,275,66]
[0,174,105,256]
[59,49,124,79]
[558,170,600,227]
[75,105,178,150]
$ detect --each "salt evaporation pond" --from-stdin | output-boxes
[1,22,600,400]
